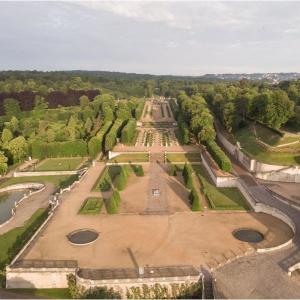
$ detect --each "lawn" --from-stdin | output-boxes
[79,197,103,214]
[0,174,79,189]
[254,124,299,146]
[10,288,71,299]
[108,153,149,163]
[32,157,84,171]
[235,126,300,166]
[193,165,249,211]
[0,208,48,285]
[166,152,202,163]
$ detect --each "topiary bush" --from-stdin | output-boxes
[106,189,121,214]
[134,165,144,177]
[189,188,201,211]
[169,164,177,176]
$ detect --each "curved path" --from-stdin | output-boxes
[0,183,55,235]
[213,157,300,298]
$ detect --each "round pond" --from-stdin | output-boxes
[67,229,99,245]
[233,229,264,243]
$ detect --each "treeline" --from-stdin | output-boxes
[205,84,295,132]
[177,91,232,172]
[0,92,144,173]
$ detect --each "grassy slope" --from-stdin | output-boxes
[193,165,249,211]
[235,126,300,166]
[33,157,83,171]
[0,209,46,267]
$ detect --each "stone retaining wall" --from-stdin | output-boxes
[6,267,76,288]
[76,273,201,298]
[216,123,300,182]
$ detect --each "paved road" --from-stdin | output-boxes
[213,155,300,298]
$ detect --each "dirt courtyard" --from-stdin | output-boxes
[19,163,293,271]
[22,212,293,270]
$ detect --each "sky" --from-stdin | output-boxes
[0,1,299,75]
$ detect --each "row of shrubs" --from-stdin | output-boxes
[31,140,88,159]
[121,119,137,145]
[169,98,179,119]
[104,118,125,152]
[206,140,232,172]
[134,101,145,120]
[170,164,201,211]
[106,189,121,214]
[178,113,190,145]
[87,121,113,158]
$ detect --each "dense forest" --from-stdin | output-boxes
[0,70,299,174]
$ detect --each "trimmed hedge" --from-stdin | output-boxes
[189,188,201,211]
[169,164,177,176]
[121,119,137,145]
[88,121,112,157]
[106,189,121,214]
[169,99,179,120]
[178,114,190,144]
[206,141,232,172]
[134,101,145,120]
[31,140,88,159]
[104,118,125,152]
[132,165,144,177]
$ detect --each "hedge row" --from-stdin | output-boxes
[115,165,130,191]
[189,188,201,211]
[104,118,125,152]
[206,141,232,172]
[88,121,112,157]
[121,119,137,145]
[31,140,88,159]
[134,101,145,120]
[106,189,121,214]
[183,163,193,189]
[178,114,190,144]
[169,99,179,120]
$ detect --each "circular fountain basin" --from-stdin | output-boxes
[233,228,264,243]
[67,229,99,245]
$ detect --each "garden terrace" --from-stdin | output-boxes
[166,152,202,163]
[29,157,84,171]
[108,153,149,164]
[234,124,300,165]
[193,165,249,211]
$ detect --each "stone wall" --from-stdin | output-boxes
[256,166,300,183]
[201,151,237,188]
[76,273,201,298]
[6,267,76,288]
[216,123,300,182]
